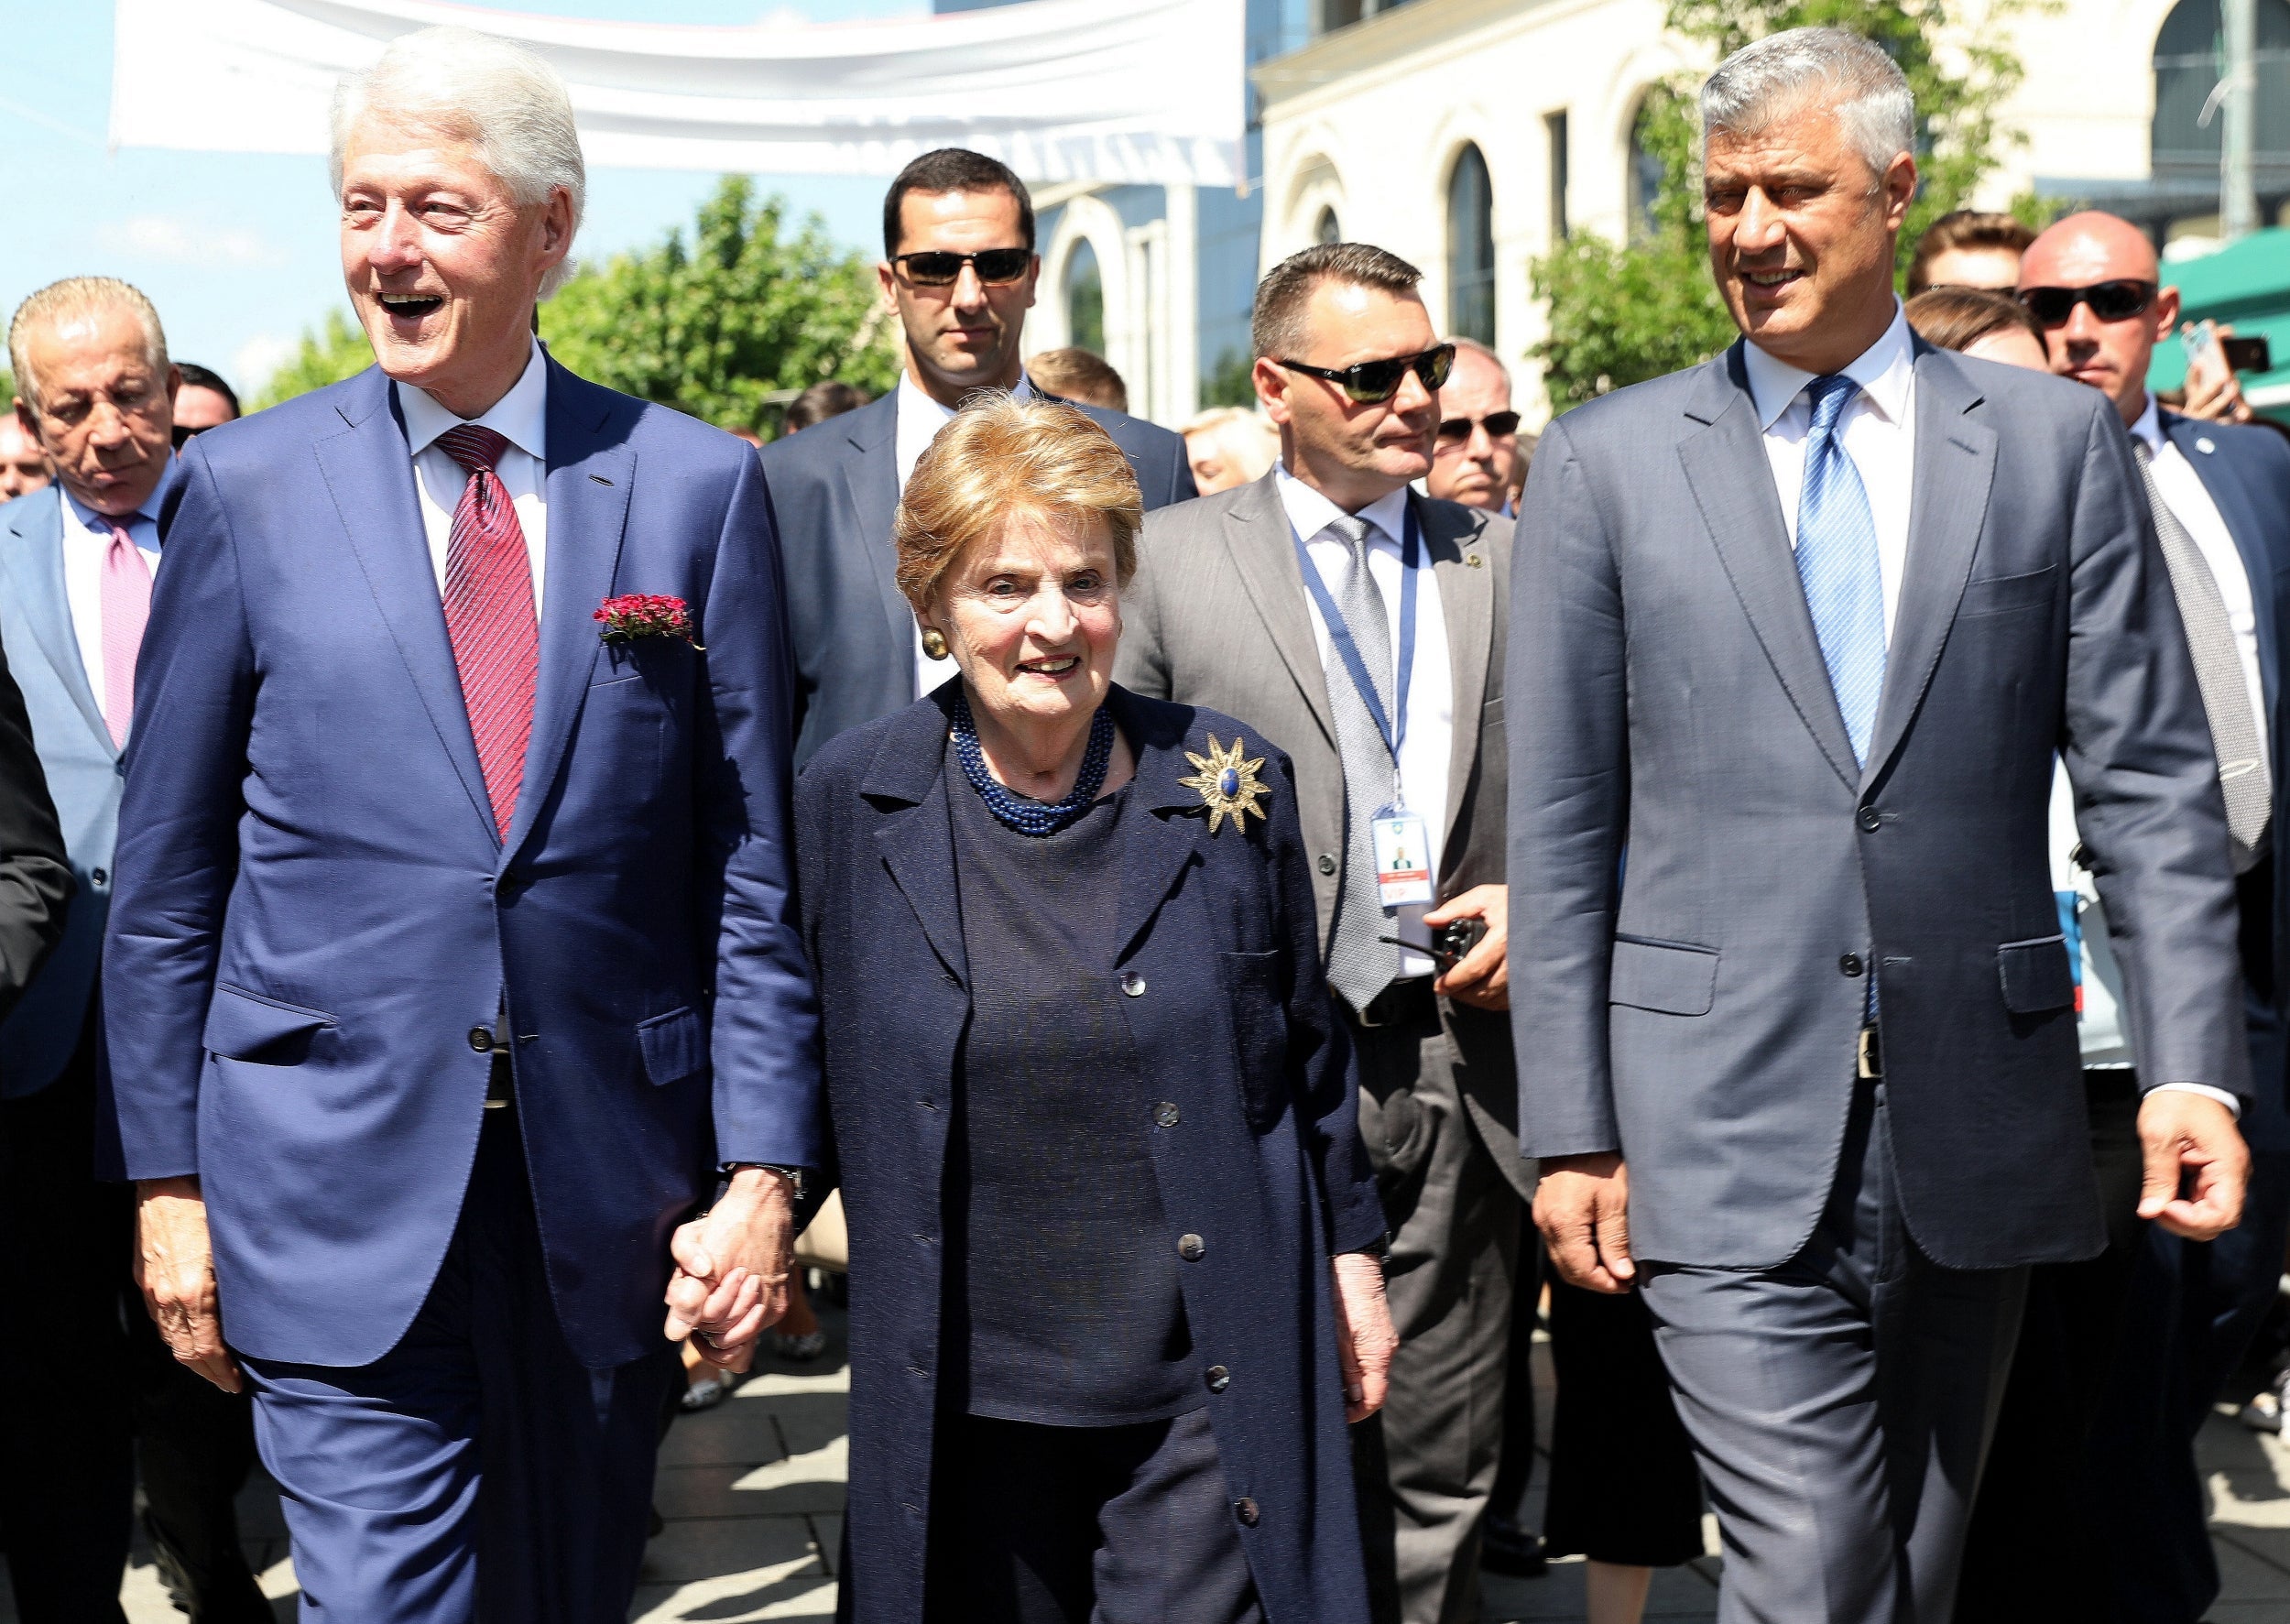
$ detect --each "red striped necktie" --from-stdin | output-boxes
[436,423,538,839]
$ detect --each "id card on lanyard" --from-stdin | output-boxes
[1292,505,1431,910]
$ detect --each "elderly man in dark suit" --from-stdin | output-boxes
[760,147,1194,768]
[1512,29,2250,1621]
[1118,242,1517,1624]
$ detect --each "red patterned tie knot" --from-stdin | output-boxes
[437,423,512,477]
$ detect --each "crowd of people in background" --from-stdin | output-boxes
[0,18,2286,1624]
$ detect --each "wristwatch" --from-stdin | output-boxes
[723,1161,806,1200]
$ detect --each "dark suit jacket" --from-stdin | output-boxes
[107,359,820,1369]
[797,682,1379,1624]
[1510,341,2246,1272]
[0,632,70,1033]
[760,387,1196,768]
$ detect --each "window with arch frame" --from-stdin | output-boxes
[1446,143,1495,345]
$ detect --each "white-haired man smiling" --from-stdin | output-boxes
[105,27,821,1620]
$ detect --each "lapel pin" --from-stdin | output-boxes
[1467,553,1484,568]
[2197,437,2217,455]
[1178,734,1270,834]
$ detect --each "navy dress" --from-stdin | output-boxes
[797,682,1384,1624]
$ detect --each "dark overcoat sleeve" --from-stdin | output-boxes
[0,640,70,1019]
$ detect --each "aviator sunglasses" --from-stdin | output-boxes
[890,247,1033,288]
[2016,279,2159,328]
[1437,409,1522,444]
[1278,343,1456,404]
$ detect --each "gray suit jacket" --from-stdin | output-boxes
[1508,339,2248,1271]
[1118,472,1523,1191]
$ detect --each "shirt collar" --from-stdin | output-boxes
[58,453,178,538]
[396,339,549,463]
[1275,463,1412,548]
[2129,392,2167,455]
[896,367,1035,428]
[1742,301,1916,432]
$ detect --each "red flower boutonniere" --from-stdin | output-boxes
[594,594,703,649]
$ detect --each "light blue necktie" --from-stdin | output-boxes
[1794,375,1886,766]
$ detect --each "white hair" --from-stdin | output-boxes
[9,277,169,417]
[331,26,586,299]
[1701,27,1915,182]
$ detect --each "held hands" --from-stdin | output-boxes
[665,1167,798,1367]
[135,1177,243,1393]
[1425,884,1509,1011]
[1534,1151,1634,1295]
[2136,1090,2249,1241]
[1331,1251,1399,1423]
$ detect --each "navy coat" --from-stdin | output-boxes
[796,682,1384,1624]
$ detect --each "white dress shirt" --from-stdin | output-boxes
[1277,464,1455,979]
[1741,304,1918,644]
[2131,394,2268,770]
[897,370,1037,698]
[396,340,550,616]
[57,484,163,735]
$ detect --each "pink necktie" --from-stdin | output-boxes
[101,522,152,749]
[435,425,539,839]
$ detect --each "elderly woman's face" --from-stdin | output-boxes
[929,511,1120,733]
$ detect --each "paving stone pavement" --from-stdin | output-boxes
[12,1298,2290,1621]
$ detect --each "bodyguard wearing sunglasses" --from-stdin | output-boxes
[2001,209,2290,1624]
[1423,338,1522,515]
[760,148,1194,768]
[1118,242,1522,1624]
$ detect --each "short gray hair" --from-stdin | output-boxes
[1702,27,1914,182]
[1445,335,1512,392]
[331,26,586,299]
[9,277,169,418]
[1252,242,1423,362]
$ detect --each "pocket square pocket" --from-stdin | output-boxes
[1608,936,1719,1016]
[638,1006,707,1086]
[1957,565,2058,618]
[203,983,337,1065]
[1997,934,2076,1014]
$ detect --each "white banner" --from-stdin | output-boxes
[109,0,1245,187]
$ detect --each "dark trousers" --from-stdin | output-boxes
[242,1106,677,1624]
[130,1304,270,1622]
[0,1045,134,1624]
[1483,1234,1541,1547]
[922,1408,1260,1624]
[1543,1278,1704,1567]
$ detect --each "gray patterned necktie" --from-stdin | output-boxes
[1318,513,1404,1010]
[2133,439,2272,873]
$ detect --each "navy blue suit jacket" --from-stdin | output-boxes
[797,682,1380,1624]
[758,387,1196,768]
[105,358,822,1369]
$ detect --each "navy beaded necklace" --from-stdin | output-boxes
[951,690,1116,837]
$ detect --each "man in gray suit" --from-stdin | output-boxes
[1510,29,2252,1621]
[1118,243,1517,1624]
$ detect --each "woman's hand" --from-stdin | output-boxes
[665,1167,798,1367]
[1426,884,1509,1010]
[1332,1251,1399,1422]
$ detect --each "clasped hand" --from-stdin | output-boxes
[664,1166,799,1367]
[1425,884,1509,1010]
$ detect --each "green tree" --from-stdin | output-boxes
[251,311,376,410]
[1531,0,2035,412]
[544,176,900,433]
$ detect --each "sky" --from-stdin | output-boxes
[1,0,929,398]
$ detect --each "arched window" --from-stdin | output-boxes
[1064,239,1105,355]
[1446,144,1495,344]
[1627,97,1666,242]
[2152,0,2290,179]
[1314,205,1342,245]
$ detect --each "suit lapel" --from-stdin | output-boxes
[1,496,112,754]
[1861,348,1995,790]
[2168,413,2281,726]
[1114,690,1210,962]
[500,364,634,865]
[1678,352,1860,790]
[1423,496,1492,846]
[863,700,969,985]
[839,397,912,666]
[313,369,494,838]
[1223,475,1339,751]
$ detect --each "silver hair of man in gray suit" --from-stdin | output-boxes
[1701,26,1915,178]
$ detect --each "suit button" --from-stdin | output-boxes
[1154,1101,1181,1128]
[1120,972,1147,997]
[1317,853,1337,876]
[91,868,106,886]
[1178,1233,1205,1261]
[1857,806,1881,832]
[467,1027,494,1053]
[1233,1497,1260,1527]
[1840,954,1863,977]
[1205,1365,1230,1392]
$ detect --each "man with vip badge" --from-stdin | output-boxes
[1118,242,1521,1624]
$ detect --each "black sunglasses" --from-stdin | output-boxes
[890,248,1032,288]
[1277,343,1456,404]
[1437,409,1521,443]
[2017,280,2159,328]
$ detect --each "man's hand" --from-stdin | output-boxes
[136,1177,242,1393]
[2137,1089,2249,1241]
[1534,1151,1635,1294]
[1331,1251,1399,1423]
[2182,323,2257,425]
[665,1167,797,1368]
[1426,884,1509,1011]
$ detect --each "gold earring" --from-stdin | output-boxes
[921,627,949,660]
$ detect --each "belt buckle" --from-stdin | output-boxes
[1857,1024,1882,1080]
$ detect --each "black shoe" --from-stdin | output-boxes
[144,1513,274,1623]
[1480,1524,1549,1578]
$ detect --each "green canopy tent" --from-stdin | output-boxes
[2147,226,2290,426]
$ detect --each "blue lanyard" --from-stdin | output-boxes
[1292,502,1420,770]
